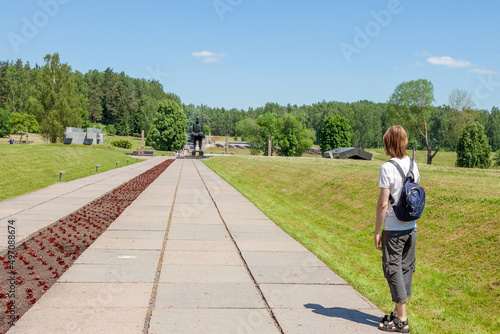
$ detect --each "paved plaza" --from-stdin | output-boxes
[2,157,383,333]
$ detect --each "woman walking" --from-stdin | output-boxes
[374,125,420,333]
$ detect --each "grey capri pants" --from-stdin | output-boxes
[382,228,417,304]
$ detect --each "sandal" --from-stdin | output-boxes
[378,311,396,330]
[378,316,410,333]
[379,311,396,325]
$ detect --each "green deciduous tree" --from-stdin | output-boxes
[388,81,477,164]
[277,114,314,157]
[236,113,314,156]
[447,88,476,141]
[256,113,280,155]
[236,118,262,154]
[203,124,211,135]
[147,99,187,151]
[237,113,281,155]
[10,112,39,133]
[10,112,39,142]
[456,122,491,168]
[388,79,436,164]
[34,53,84,142]
[320,115,351,153]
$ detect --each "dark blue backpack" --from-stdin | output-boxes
[387,159,425,222]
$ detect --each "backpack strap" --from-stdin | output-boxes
[386,159,408,205]
[408,158,415,182]
[387,160,406,180]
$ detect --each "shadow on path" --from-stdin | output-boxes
[304,303,381,327]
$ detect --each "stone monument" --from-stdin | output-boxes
[190,116,205,156]
[64,127,103,145]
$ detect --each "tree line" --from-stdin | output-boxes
[0,54,499,165]
[0,53,178,142]
[185,99,499,154]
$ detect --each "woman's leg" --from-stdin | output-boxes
[382,230,411,304]
[401,229,417,300]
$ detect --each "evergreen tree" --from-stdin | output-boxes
[0,108,11,137]
[0,61,10,109]
[320,115,351,153]
[456,122,491,168]
[113,77,131,136]
[486,107,500,152]
[4,59,31,114]
[106,124,116,135]
[86,70,103,125]
[101,67,116,125]
[146,99,187,151]
[494,151,500,167]
[350,101,383,149]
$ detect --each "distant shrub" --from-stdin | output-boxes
[106,124,116,135]
[495,151,500,167]
[111,139,132,149]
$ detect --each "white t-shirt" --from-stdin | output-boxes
[378,156,420,231]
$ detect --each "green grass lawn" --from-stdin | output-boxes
[204,146,253,155]
[204,154,500,334]
[2,133,149,151]
[0,144,143,201]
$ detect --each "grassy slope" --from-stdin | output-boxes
[204,153,500,334]
[0,144,142,201]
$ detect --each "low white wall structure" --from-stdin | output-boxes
[64,127,104,145]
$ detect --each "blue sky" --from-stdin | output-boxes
[1,0,499,111]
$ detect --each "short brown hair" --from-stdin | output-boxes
[383,125,408,159]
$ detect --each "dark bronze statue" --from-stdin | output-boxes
[191,116,205,151]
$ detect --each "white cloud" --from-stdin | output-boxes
[427,56,472,68]
[192,51,227,63]
[192,51,216,57]
[469,68,498,75]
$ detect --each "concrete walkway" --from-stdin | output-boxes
[5,158,383,334]
[0,157,166,252]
